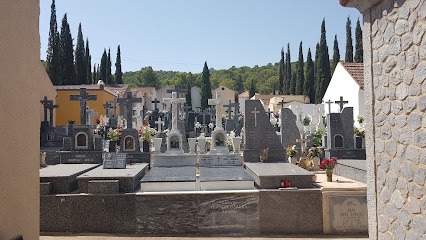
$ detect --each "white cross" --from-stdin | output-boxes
[208,92,230,130]
[163,92,186,130]
[294,105,303,121]
[133,104,145,117]
[251,107,260,128]
[155,117,164,132]
[296,133,311,155]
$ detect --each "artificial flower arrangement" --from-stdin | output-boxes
[143,110,153,121]
[108,127,122,141]
[194,122,202,129]
[319,157,338,170]
[227,131,236,152]
[138,125,157,142]
[307,147,322,158]
[286,145,297,158]
[302,115,311,126]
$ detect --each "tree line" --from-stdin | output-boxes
[45,0,123,86]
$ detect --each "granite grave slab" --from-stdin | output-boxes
[140,166,196,192]
[199,166,255,190]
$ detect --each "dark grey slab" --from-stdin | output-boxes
[40,182,51,195]
[77,163,149,193]
[244,163,315,189]
[140,166,196,182]
[40,164,100,194]
[124,152,151,163]
[199,166,254,182]
[280,108,300,150]
[59,151,103,164]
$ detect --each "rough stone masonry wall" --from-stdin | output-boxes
[369,0,426,239]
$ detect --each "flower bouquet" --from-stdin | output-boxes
[286,145,297,158]
[138,126,156,142]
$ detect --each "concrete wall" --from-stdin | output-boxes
[342,0,426,239]
[212,86,236,103]
[38,66,57,126]
[0,0,40,239]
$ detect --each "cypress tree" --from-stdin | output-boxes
[107,48,112,84]
[115,45,123,84]
[345,16,353,63]
[93,64,97,83]
[295,41,305,95]
[60,13,76,85]
[315,19,332,103]
[278,48,284,95]
[46,0,61,85]
[100,49,107,82]
[314,42,320,101]
[97,64,100,82]
[286,44,293,94]
[75,23,86,84]
[201,61,212,109]
[248,79,256,98]
[304,48,315,103]
[85,38,92,84]
[354,18,363,63]
[332,35,340,74]
[186,73,192,107]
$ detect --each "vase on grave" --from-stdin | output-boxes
[152,138,162,152]
[197,137,207,154]
[289,156,298,164]
[142,140,150,152]
[109,140,117,153]
[188,138,197,153]
[232,137,241,153]
[326,169,333,182]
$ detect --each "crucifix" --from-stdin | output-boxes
[103,101,112,117]
[296,133,311,155]
[40,96,52,123]
[335,96,348,112]
[266,108,273,118]
[151,98,160,112]
[109,98,118,118]
[208,92,230,130]
[155,117,164,132]
[251,107,260,128]
[117,91,142,129]
[133,104,145,118]
[163,92,186,130]
[167,85,187,110]
[325,100,333,114]
[69,88,97,125]
[46,102,59,127]
[224,104,233,120]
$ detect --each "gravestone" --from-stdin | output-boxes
[40,96,65,147]
[244,100,286,162]
[280,108,300,150]
[103,152,127,169]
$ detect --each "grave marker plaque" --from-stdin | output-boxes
[328,195,368,233]
[103,152,127,169]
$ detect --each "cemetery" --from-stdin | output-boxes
[38,87,369,235]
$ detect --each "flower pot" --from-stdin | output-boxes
[288,156,298,164]
[197,138,207,154]
[152,138,162,153]
[232,137,241,153]
[109,140,117,153]
[326,169,333,182]
[188,138,197,153]
[142,141,150,152]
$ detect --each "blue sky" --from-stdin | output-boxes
[39,0,362,73]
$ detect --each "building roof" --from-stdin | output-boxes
[54,84,118,97]
[130,87,155,100]
[238,91,249,98]
[341,62,364,90]
[251,94,276,107]
[104,84,130,97]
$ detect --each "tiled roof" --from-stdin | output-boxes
[131,87,155,97]
[104,84,129,97]
[341,62,364,90]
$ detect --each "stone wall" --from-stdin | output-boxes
[341,0,426,239]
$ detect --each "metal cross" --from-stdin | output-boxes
[46,102,59,127]
[40,96,52,122]
[151,98,160,111]
[335,96,349,112]
[278,99,286,108]
[109,98,118,118]
[266,108,273,118]
[69,88,97,125]
[116,91,142,129]
[325,100,333,114]
[251,107,260,128]
[103,101,112,117]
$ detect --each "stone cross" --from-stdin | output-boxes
[294,105,303,121]
[296,133,311,155]
[117,91,142,129]
[103,101,112,117]
[325,100,333,113]
[163,92,186,130]
[109,98,118,118]
[224,104,234,119]
[208,92,230,130]
[46,102,59,127]
[86,108,98,127]
[40,96,52,122]
[251,107,260,128]
[69,88,97,125]
[155,117,164,132]
[151,98,160,111]
[335,96,348,112]
[134,105,145,117]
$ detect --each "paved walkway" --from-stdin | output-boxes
[40,234,369,240]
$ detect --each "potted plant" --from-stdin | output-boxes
[319,157,338,182]
[139,126,156,152]
[354,115,366,149]
[107,128,121,152]
[307,147,323,170]
[286,145,298,164]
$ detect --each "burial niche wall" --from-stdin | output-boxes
[75,132,88,150]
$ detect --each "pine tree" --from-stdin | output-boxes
[295,41,305,95]
[107,48,112,84]
[345,16,353,63]
[100,49,107,82]
[332,35,340,74]
[304,48,315,103]
[46,0,61,85]
[137,67,159,88]
[286,44,292,94]
[85,38,92,84]
[315,19,332,103]
[201,61,212,109]
[354,18,363,63]
[248,79,256,98]
[278,48,284,95]
[60,13,76,85]
[75,23,86,84]
[115,45,123,84]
